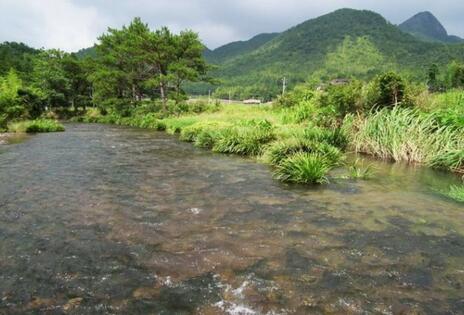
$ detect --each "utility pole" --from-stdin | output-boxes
[229,91,232,104]
[208,90,211,104]
[282,77,287,96]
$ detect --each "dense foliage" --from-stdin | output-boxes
[0,42,38,77]
[196,9,464,100]
[91,18,210,113]
[1,10,463,194]
[0,18,210,130]
[205,33,279,64]
[8,119,65,133]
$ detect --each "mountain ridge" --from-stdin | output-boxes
[399,11,463,43]
[205,32,279,64]
[200,8,464,99]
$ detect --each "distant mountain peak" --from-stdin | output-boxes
[204,32,279,64]
[399,11,463,43]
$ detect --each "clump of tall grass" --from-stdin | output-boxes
[347,107,464,173]
[347,159,375,179]
[274,152,330,184]
[429,150,464,173]
[420,90,464,129]
[180,121,226,141]
[179,121,231,148]
[262,130,344,184]
[194,129,221,148]
[262,137,342,167]
[302,127,348,150]
[444,185,464,203]
[8,119,65,133]
[212,120,275,156]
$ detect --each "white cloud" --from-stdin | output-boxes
[0,0,463,51]
[0,0,107,51]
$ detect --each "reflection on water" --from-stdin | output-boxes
[0,123,463,314]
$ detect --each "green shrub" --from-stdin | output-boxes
[8,119,65,133]
[212,120,275,156]
[262,136,343,167]
[281,97,336,126]
[444,185,464,203]
[374,72,406,108]
[428,90,464,129]
[179,121,230,144]
[303,127,348,149]
[276,83,315,108]
[168,100,220,116]
[274,152,330,184]
[320,81,363,117]
[194,130,220,148]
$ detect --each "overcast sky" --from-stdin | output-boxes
[1,0,463,52]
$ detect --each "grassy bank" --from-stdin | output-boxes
[445,185,464,203]
[346,107,464,173]
[76,104,349,184]
[8,119,65,133]
[73,85,464,185]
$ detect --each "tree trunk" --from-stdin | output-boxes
[132,84,137,103]
[160,81,167,112]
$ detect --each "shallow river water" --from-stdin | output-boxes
[0,124,463,315]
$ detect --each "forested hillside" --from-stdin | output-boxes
[0,42,39,78]
[204,33,279,64]
[399,11,463,43]
[204,9,464,100]
[69,9,464,100]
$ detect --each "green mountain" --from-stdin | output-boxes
[0,42,38,77]
[75,46,97,59]
[204,8,464,99]
[75,32,279,64]
[399,11,463,43]
[205,33,279,64]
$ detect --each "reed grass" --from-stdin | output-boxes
[274,152,330,184]
[212,121,275,156]
[445,185,464,203]
[262,137,342,167]
[347,107,464,173]
[348,159,375,179]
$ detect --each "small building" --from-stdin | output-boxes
[243,99,262,104]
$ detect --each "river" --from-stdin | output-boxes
[0,123,463,314]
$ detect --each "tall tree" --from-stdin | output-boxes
[91,18,211,113]
[92,18,156,112]
[32,49,71,110]
[61,54,92,109]
[169,30,210,103]
[144,27,176,111]
[0,70,24,127]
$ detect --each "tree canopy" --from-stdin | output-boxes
[91,18,210,112]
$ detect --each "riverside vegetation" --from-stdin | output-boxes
[73,70,464,202]
[1,16,464,201]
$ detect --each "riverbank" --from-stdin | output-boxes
[7,119,65,133]
[0,132,12,144]
[72,101,464,196]
[73,104,355,185]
